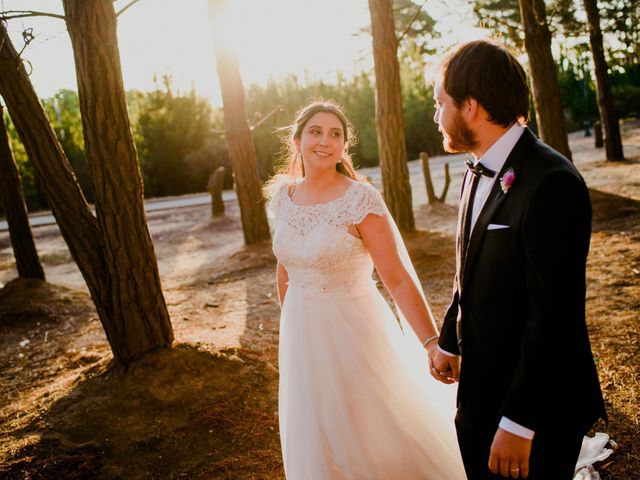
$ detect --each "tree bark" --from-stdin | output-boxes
[368,0,415,231]
[583,0,624,161]
[62,0,173,361]
[518,0,573,160]
[0,106,45,280]
[208,0,271,244]
[0,7,173,365]
[0,22,107,301]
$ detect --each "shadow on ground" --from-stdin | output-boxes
[0,345,282,480]
[590,189,640,233]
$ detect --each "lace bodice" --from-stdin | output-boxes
[269,181,387,294]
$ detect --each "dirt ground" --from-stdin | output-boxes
[0,123,638,479]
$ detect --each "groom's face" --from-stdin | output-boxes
[433,82,478,153]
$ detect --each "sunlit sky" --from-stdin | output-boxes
[1,0,486,105]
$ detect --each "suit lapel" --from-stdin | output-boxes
[460,128,536,288]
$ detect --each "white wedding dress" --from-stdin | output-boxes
[269,180,466,479]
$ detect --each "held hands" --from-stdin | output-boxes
[488,428,532,478]
[428,347,460,384]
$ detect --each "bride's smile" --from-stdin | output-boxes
[295,111,346,172]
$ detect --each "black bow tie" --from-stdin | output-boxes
[465,159,496,178]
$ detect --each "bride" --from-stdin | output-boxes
[267,100,466,479]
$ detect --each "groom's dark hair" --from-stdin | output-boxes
[441,40,530,128]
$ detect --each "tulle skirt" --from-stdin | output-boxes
[278,282,467,479]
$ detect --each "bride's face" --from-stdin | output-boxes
[295,112,346,174]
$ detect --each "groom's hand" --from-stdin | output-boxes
[488,428,532,478]
[428,349,460,384]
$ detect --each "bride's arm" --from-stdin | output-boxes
[356,213,438,350]
[276,262,289,307]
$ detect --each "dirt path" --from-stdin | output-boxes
[0,124,638,479]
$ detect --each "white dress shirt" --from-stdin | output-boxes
[440,123,535,440]
[470,122,525,232]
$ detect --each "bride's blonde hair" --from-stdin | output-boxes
[265,100,364,196]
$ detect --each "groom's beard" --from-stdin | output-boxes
[441,110,478,153]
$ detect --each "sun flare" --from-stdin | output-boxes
[2,0,484,104]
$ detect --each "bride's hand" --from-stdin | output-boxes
[428,348,460,384]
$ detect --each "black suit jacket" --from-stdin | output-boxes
[439,128,606,435]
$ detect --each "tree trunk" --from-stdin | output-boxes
[368,0,415,231]
[0,106,45,280]
[0,9,173,365]
[583,0,624,161]
[518,0,572,160]
[62,0,173,361]
[0,22,107,304]
[208,0,271,244]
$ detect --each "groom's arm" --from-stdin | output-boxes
[499,171,591,430]
[429,275,462,383]
[438,274,460,355]
[489,171,589,477]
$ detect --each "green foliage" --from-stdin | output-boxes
[556,56,598,131]
[472,0,639,66]
[548,0,583,38]
[6,63,447,210]
[359,0,439,57]
[41,90,92,202]
[133,83,223,197]
[246,66,443,177]
[3,110,47,211]
[472,0,586,48]
[472,0,639,131]
[599,0,640,65]
[4,89,91,211]
[472,0,522,48]
[611,63,640,118]
[399,41,441,158]
[393,0,439,56]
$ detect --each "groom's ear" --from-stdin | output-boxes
[463,97,479,122]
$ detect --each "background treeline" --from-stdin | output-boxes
[475,0,640,128]
[4,0,639,212]
[4,67,441,211]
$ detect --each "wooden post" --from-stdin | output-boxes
[207,166,225,217]
[421,152,436,204]
[420,152,451,204]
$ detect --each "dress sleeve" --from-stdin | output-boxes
[266,184,287,220]
[348,182,387,224]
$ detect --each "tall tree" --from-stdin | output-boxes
[208,0,270,245]
[518,0,572,159]
[0,6,173,364]
[473,0,583,48]
[62,0,173,360]
[368,0,415,231]
[0,105,45,280]
[583,0,625,161]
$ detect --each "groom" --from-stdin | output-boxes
[428,40,606,479]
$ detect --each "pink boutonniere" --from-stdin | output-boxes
[500,168,516,194]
